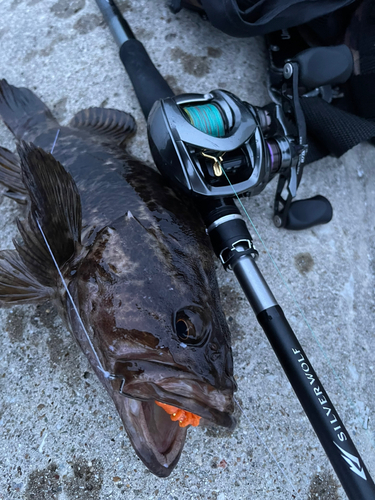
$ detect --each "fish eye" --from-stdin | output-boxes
[176,316,195,341]
[175,309,206,344]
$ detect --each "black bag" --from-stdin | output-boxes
[172,0,356,38]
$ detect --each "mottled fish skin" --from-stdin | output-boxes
[0,80,236,477]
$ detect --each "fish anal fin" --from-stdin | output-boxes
[0,250,53,304]
[0,146,27,204]
[69,107,136,145]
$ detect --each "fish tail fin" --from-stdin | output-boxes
[69,107,136,146]
[0,142,82,304]
[0,79,59,139]
[0,146,27,204]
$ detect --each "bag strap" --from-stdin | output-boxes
[301,96,375,164]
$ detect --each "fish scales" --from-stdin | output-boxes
[0,80,236,477]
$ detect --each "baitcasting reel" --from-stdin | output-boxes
[148,89,295,198]
[147,72,332,230]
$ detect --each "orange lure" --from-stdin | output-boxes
[155,401,201,427]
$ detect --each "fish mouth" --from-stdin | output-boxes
[110,359,235,477]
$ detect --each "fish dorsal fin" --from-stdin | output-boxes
[0,249,52,304]
[14,142,82,286]
[69,107,136,145]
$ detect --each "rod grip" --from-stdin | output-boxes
[119,39,174,119]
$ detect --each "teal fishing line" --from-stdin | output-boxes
[220,166,372,438]
[184,104,225,137]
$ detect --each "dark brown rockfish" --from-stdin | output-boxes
[0,80,236,477]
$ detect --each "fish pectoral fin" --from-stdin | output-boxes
[13,142,82,286]
[0,250,53,304]
[68,107,136,146]
[0,146,27,204]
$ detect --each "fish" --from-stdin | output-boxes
[0,80,236,478]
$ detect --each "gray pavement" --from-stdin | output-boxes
[0,1,374,499]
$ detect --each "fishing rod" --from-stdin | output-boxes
[95,1,375,498]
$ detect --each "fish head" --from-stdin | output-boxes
[68,213,237,476]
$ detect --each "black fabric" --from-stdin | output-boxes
[301,97,375,164]
[182,0,355,37]
[301,0,375,163]
[296,2,358,46]
[348,75,375,121]
[344,0,375,74]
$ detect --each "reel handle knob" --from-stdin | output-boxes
[283,195,333,230]
[291,45,353,89]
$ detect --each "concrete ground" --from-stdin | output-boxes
[0,1,374,499]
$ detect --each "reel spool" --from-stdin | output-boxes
[183,103,226,138]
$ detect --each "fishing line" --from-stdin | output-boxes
[234,397,303,500]
[35,218,111,379]
[50,129,60,154]
[221,166,372,437]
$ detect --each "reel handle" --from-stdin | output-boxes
[274,195,333,230]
